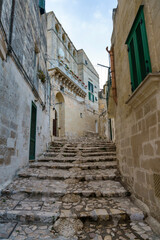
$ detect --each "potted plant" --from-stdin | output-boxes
[37,70,46,83]
[59,60,64,65]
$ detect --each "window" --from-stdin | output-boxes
[126,6,151,92]
[60,85,64,92]
[39,0,45,15]
[88,81,94,102]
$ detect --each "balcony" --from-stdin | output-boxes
[48,60,87,98]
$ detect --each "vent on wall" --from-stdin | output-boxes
[153,174,160,199]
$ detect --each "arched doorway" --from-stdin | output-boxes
[54,92,65,137]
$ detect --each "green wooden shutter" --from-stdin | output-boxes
[126,6,152,92]
[39,0,45,14]
[29,102,37,160]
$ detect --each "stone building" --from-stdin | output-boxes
[107,0,160,227]
[47,11,99,139]
[99,73,116,141]
[0,0,50,189]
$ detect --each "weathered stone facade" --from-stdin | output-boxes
[0,0,50,189]
[47,12,99,138]
[108,0,160,227]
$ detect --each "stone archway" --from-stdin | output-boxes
[55,92,65,137]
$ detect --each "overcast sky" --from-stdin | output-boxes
[46,0,118,88]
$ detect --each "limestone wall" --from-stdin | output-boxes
[0,0,50,189]
[47,12,99,138]
[111,0,160,221]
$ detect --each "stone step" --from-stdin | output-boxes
[2,179,128,198]
[44,153,58,157]
[44,153,77,157]
[47,148,61,152]
[37,156,117,163]
[0,210,59,224]
[81,143,115,147]
[60,195,144,222]
[81,152,116,157]
[18,168,119,181]
[2,220,159,240]
[0,195,144,225]
[29,161,117,170]
[81,148,116,153]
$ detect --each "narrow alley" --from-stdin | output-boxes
[0,0,160,239]
[0,137,159,239]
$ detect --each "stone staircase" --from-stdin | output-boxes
[0,138,159,240]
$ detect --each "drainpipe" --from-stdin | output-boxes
[0,0,3,20]
[106,46,117,105]
[8,0,15,53]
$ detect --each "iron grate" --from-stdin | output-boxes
[153,174,160,199]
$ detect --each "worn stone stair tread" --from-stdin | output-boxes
[0,210,59,223]
[81,149,116,153]
[0,197,144,224]
[37,155,117,162]
[2,221,158,240]
[29,161,117,170]
[2,179,127,197]
[18,168,118,181]
[66,180,128,197]
[60,196,144,221]
[2,179,68,197]
[81,152,116,157]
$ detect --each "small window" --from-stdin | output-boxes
[68,42,71,50]
[126,6,151,92]
[73,50,76,57]
[55,23,59,33]
[60,85,64,92]
[62,33,66,42]
[88,81,94,102]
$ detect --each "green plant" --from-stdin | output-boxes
[37,70,46,83]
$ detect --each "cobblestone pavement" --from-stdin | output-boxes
[0,137,159,239]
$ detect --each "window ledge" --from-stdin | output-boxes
[126,73,160,108]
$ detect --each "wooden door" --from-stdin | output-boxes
[53,110,57,136]
[29,102,37,160]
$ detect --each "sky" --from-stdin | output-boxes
[46,0,118,88]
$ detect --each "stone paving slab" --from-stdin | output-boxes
[76,220,160,240]
[0,221,159,240]
[0,222,17,239]
[2,220,159,240]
